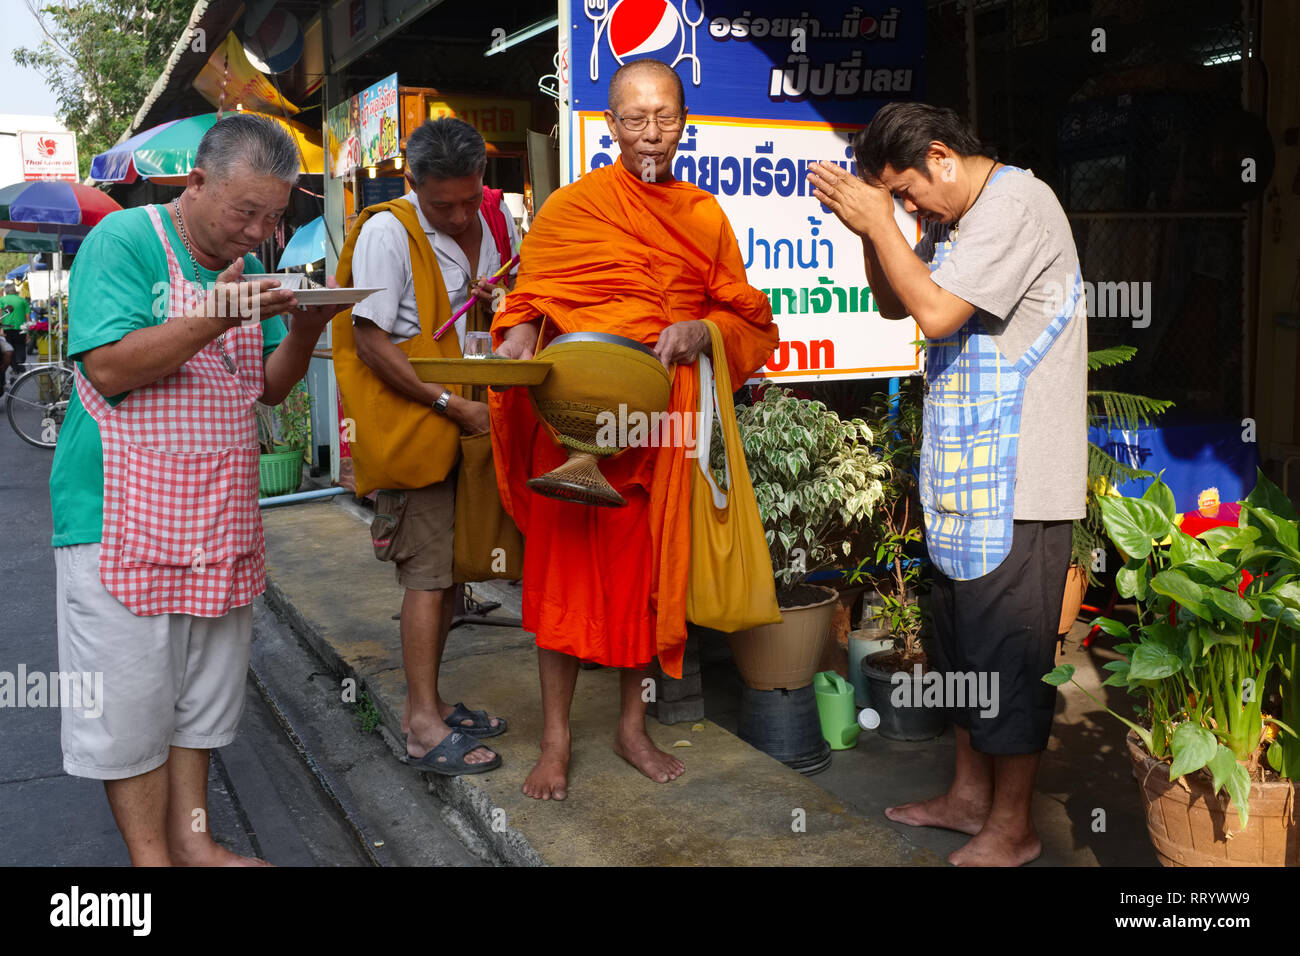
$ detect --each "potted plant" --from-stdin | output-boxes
[832,380,937,738]
[722,386,888,691]
[1063,346,1174,632]
[256,380,311,497]
[1045,472,1300,865]
[721,387,886,774]
[849,495,942,740]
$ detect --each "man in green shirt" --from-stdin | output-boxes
[51,114,342,867]
[1,281,29,373]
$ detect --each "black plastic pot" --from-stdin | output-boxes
[737,684,831,775]
[861,650,946,742]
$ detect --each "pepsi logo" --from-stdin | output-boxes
[243,9,304,74]
[608,0,684,62]
[589,0,704,84]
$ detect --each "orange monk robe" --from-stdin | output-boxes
[490,161,777,679]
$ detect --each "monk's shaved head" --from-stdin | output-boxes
[609,59,685,113]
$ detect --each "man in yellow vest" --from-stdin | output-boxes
[333,119,519,775]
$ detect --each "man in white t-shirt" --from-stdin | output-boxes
[347,118,519,775]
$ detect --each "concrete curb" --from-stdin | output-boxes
[261,576,541,866]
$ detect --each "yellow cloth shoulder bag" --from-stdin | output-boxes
[686,321,782,631]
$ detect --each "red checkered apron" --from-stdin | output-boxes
[74,203,266,617]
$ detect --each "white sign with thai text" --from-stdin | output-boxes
[20,130,78,181]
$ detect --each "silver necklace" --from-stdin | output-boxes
[172,197,237,374]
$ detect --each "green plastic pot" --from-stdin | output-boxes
[259,446,304,497]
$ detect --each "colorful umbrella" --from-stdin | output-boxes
[0,181,121,227]
[276,215,325,269]
[0,227,83,254]
[90,111,324,186]
[7,261,50,279]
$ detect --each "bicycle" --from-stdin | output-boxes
[5,359,74,449]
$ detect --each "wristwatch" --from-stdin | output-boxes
[432,390,452,415]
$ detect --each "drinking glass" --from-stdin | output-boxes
[464,331,493,359]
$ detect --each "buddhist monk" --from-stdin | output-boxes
[492,59,777,800]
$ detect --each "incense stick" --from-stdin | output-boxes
[432,255,520,341]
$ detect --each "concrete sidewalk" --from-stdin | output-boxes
[261,496,937,866]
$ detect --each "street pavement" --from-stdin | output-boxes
[0,414,455,867]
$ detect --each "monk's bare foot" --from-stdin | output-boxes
[884,792,990,836]
[613,727,685,783]
[948,822,1041,867]
[407,716,496,765]
[172,841,274,867]
[523,736,570,800]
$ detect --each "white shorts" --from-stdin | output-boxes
[55,543,253,780]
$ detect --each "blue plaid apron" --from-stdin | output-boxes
[919,165,1083,580]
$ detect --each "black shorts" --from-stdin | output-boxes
[928,520,1072,755]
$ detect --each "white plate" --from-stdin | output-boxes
[243,272,306,290]
[290,287,384,306]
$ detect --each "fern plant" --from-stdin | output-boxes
[1075,346,1174,585]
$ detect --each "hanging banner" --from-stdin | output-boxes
[564,0,925,383]
[19,131,78,181]
[193,32,300,116]
[327,97,361,177]
[359,73,400,167]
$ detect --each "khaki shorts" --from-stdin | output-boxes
[55,543,253,781]
[370,481,455,591]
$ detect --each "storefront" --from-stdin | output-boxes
[103,0,1300,492]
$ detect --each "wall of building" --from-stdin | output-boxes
[1254,0,1300,478]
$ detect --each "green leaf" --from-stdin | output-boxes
[1100,659,1131,688]
[1115,559,1148,601]
[1199,629,1244,653]
[1169,529,1211,565]
[1129,642,1183,681]
[1101,672,1130,688]
[1168,723,1218,778]
[1241,504,1300,558]
[1090,616,1132,639]
[1086,345,1138,371]
[1143,477,1177,520]
[1150,569,1211,620]
[1099,496,1173,560]
[1257,595,1300,630]
[1198,524,1260,554]
[1208,588,1260,622]
[1206,745,1252,829]
[1041,663,1075,687]
[1244,467,1299,522]
[1179,558,1237,586]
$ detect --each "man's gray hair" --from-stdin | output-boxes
[406,119,487,185]
[195,113,300,183]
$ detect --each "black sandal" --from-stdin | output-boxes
[444,702,508,738]
[407,732,501,776]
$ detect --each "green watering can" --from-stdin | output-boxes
[814,671,860,750]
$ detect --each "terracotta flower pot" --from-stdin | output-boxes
[1058,563,1088,634]
[1126,731,1299,866]
[728,585,837,691]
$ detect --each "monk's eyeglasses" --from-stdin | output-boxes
[610,110,684,132]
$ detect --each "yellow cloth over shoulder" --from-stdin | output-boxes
[331,199,463,496]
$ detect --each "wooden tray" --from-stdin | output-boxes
[409,357,552,386]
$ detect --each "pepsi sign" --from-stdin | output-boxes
[561,0,927,383]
